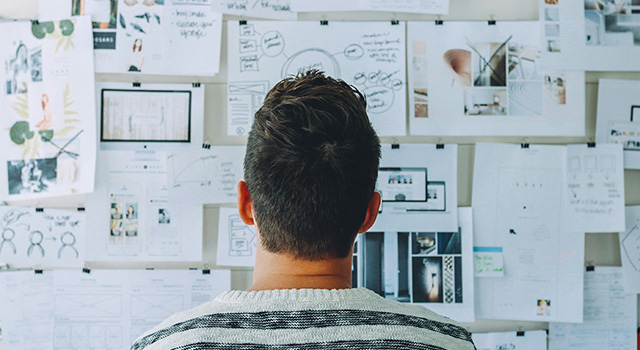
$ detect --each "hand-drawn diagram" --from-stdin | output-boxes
[0,206,84,267]
[131,295,184,318]
[228,214,256,257]
[622,224,640,272]
[54,325,122,349]
[167,146,245,204]
[228,21,407,136]
[54,294,123,318]
[217,207,257,266]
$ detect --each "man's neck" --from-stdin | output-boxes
[248,247,353,291]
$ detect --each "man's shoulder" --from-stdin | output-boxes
[131,288,475,350]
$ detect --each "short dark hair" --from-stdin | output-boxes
[244,70,380,261]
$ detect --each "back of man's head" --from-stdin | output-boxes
[244,70,381,261]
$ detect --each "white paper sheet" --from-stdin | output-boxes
[0,269,231,350]
[355,207,474,322]
[0,17,96,200]
[566,144,626,232]
[227,21,407,136]
[620,206,640,294]
[408,21,585,136]
[542,0,640,71]
[291,0,449,15]
[549,267,637,350]
[370,144,458,232]
[0,270,54,350]
[216,207,257,267]
[166,146,245,204]
[472,330,548,350]
[45,0,223,75]
[595,79,640,169]
[0,206,85,267]
[212,0,295,19]
[86,151,203,261]
[473,143,585,323]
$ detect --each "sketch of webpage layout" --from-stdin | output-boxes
[596,79,640,169]
[370,144,458,232]
[408,21,585,136]
[290,0,449,15]
[166,146,246,204]
[472,330,548,350]
[0,270,54,350]
[40,0,224,75]
[472,143,584,323]
[0,206,85,267]
[354,207,474,323]
[227,21,407,136]
[566,143,625,233]
[8,269,230,350]
[212,0,295,19]
[217,207,257,267]
[86,150,203,261]
[540,0,640,71]
[620,206,640,294]
[0,17,97,201]
[549,267,637,350]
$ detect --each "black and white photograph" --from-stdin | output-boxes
[437,230,462,255]
[471,42,507,87]
[29,47,42,82]
[412,256,443,303]
[158,208,171,224]
[545,7,560,21]
[7,158,57,195]
[411,232,436,255]
[585,0,640,46]
[5,42,30,95]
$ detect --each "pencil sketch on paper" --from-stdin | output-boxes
[228,213,256,257]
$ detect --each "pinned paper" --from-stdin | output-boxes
[474,247,504,277]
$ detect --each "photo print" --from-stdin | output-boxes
[544,71,567,105]
[537,299,551,316]
[107,183,141,255]
[356,230,464,305]
[585,0,640,47]
[7,158,57,195]
[4,42,31,95]
[158,208,170,224]
[409,21,585,136]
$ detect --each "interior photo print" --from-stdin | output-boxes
[585,0,640,46]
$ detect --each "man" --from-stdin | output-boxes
[131,70,475,350]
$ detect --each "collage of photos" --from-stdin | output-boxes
[585,0,640,47]
[377,167,427,202]
[356,230,463,305]
[108,184,140,255]
[544,0,561,52]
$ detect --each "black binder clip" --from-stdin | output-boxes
[145,267,155,270]
[31,19,40,25]
[488,16,496,25]
[82,268,91,274]
[239,19,247,25]
[77,207,85,212]
[587,142,596,148]
[202,269,211,275]
[435,19,444,25]
[320,19,329,25]
[516,331,525,337]
[391,144,400,149]
[192,82,201,88]
[202,142,211,149]
[391,19,399,25]
[132,82,141,87]
[34,269,43,274]
[520,143,529,149]
[189,267,198,270]
[586,266,595,272]
[436,144,445,149]
[35,208,44,212]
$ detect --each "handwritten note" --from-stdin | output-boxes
[566,144,625,232]
[474,247,504,277]
[213,0,295,19]
[164,5,222,75]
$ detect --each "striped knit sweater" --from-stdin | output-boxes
[131,288,476,350]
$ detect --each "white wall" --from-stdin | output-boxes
[1,0,639,334]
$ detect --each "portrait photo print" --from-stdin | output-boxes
[7,158,57,195]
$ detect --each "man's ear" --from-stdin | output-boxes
[358,191,381,233]
[237,181,255,225]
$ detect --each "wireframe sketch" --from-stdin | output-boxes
[621,224,640,271]
[131,294,184,318]
[228,214,256,257]
[585,0,640,46]
[228,21,407,136]
[54,325,122,349]
[55,294,123,318]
